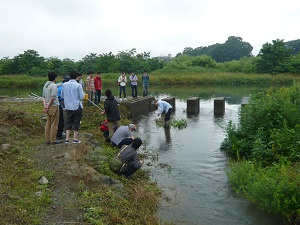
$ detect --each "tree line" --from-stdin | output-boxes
[1,37,300,76]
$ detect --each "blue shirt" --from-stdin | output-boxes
[61,79,85,110]
[157,100,172,115]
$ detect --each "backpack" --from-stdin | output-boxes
[109,145,127,172]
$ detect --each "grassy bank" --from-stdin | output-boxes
[0,100,166,224]
[1,71,298,89]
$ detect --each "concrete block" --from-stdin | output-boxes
[187,97,200,114]
[214,97,225,114]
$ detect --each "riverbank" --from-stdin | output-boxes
[0,72,298,89]
[0,99,165,224]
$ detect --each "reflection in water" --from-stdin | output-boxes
[164,127,171,144]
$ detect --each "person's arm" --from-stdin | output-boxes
[131,152,143,169]
[44,98,54,112]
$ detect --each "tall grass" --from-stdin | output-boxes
[1,72,298,89]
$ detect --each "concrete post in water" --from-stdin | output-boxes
[162,97,175,111]
[214,97,225,115]
[241,97,250,107]
[187,97,200,114]
[120,96,156,118]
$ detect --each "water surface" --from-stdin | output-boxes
[134,87,284,225]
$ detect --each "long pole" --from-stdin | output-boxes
[31,92,42,99]
[87,98,104,112]
[28,94,43,100]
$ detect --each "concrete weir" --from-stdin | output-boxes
[214,97,225,115]
[120,96,249,118]
[120,96,156,118]
[187,97,200,114]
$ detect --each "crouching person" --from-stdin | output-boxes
[109,138,144,178]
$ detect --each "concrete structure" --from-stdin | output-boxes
[187,97,200,114]
[162,97,175,111]
[214,97,225,114]
[120,96,156,118]
[241,97,250,107]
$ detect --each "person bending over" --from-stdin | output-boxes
[111,124,136,148]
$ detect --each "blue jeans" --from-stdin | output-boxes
[94,90,101,104]
[143,84,149,96]
[131,84,137,97]
[119,86,126,98]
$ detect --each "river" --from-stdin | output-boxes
[133,85,284,225]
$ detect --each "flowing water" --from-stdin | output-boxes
[133,86,284,225]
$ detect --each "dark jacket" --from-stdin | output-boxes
[118,145,142,171]
[104,95,121,122]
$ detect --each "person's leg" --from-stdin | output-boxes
[145,85,149,96]
[164,108,172,128]
[108,121,115,139]
[131,85,134,97]
[99,90,102,103]
[47,106,59,143]
[123,86,126,98]
[91,92,94,103]
[88,91,92,105]
[57,106,64,139]
[117,138,133,148]
[122,162,139,177]
[114,120,121,131]
[64,110,73,142]
[50,106,59,142]
[72,108,82,142]
[134,85,137,97]
[142,84,146,96]
[45,113,51,143]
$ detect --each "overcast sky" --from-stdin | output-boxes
[1,0,300,61]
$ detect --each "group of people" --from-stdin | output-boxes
[42,68,173,178]
[42,70,85,145]
[118,70,150,99]
[86,71,103,106]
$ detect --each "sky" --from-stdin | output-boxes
[1,0,300,61]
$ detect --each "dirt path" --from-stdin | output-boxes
[33,133,121,225]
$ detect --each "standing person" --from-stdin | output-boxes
[94,72,102,105]
[42,71,62,144]
[110,137,144,178]
[61,70,85,143]
[111,124,136,148]
[129,71,138,98]
[154,100,173,128]
[86,71,95,106]
[102,89,121,141]
[142,70,149,96]
[76,73,84,89]
[56,76,70,140]
[118,72,127,100]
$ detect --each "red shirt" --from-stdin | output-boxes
[94,76,102,91]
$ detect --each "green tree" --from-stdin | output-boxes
[0,57,14,75]
[256,39,291,74]
[285,39,300,55]
[13,49,46,75]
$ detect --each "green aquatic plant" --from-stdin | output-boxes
[155,117,187,129]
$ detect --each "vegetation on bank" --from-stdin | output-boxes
[0,101,166,225]
[0,72,298,90]
[221,82,300,224]
[1,38,300,77]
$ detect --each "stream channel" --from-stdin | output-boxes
[132,85,284,225]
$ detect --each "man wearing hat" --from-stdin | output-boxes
[111,124,136,148]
